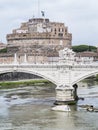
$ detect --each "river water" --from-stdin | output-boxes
[0,81,98,130]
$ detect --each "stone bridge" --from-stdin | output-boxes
[0,61,98,104]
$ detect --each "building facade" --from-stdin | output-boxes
[6,18,72,54]
[0,18,72,64]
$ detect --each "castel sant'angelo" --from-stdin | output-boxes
[1,16,72,63]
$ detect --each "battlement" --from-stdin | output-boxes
[7,32,72,41]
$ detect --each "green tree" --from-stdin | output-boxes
[72,45,97,52]
[0,48,7,53]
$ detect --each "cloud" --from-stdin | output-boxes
[0,0,98,46]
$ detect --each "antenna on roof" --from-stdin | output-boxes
[33,11,35,18]
[38,0,40,17]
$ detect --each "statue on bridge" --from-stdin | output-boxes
[59,48,94,64]
[59,48,75,64]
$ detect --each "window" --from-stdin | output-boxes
[55,28,56,34]
[58,33,63,37]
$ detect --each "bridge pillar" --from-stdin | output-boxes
[55,85,76,105]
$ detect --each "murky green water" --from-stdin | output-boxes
[0,81,98,130]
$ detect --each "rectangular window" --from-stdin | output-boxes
[58,33,63,37]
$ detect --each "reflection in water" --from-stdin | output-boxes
[0,97,9,117]
[0,82,98,129]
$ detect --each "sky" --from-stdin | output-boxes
[0,0,98,46]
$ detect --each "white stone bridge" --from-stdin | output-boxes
[0,61,98,104]
[0,48,98,104]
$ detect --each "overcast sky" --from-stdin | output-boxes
[0,0,98,46]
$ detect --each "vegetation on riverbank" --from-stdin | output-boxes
[0,79,52,89]
[84,75,98,81]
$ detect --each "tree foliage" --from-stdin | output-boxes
[0,48,7,53]
[72,45,97,52]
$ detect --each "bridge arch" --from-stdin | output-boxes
[0,69,57,86]
[72,70,98,85]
